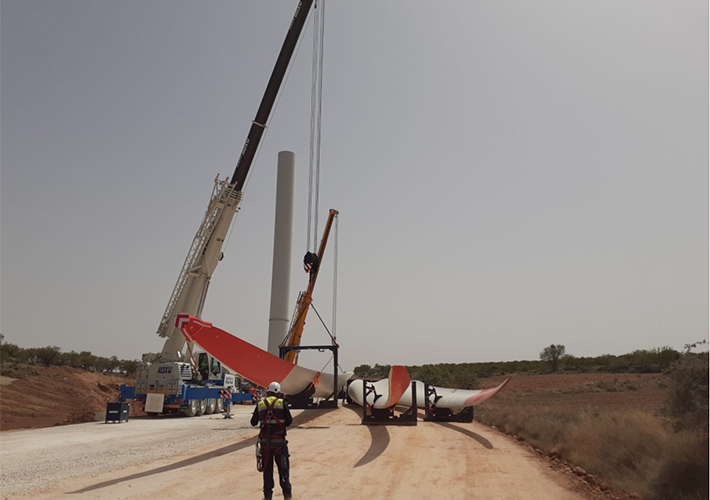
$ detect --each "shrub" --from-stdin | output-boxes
[34,346,62,367]
[408,364,479,389]
[663,346,708,431]
[353,364,371,377]
[119,359,139,376]
[564,412,665,497]
[540,344,566,372]
[652,433,708,500]
[477,407,709,500]
[0,341,21,361]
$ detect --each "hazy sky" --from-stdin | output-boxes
[2,1,707,372]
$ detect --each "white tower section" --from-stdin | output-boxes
[267,151,295,356]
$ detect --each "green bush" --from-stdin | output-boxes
[34,346,62,366]
[663,350,709,431]
[0,337,138,375]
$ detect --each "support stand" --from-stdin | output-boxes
[279,344,339,409]
[423,383,474,422]
[361,380,418,426]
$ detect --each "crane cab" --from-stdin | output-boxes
[196,352,224,382]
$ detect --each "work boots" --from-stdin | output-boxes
[263,489,290,499]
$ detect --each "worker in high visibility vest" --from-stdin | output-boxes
[251,381,293,500]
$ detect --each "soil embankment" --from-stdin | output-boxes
[0,366,143,431]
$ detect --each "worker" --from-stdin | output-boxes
[198,355,209,380]
[251,381,293,500]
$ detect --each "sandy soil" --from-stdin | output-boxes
[5,404,620,500]
[0,366,144,431]
[1,368,664,499]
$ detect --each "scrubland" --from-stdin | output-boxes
[477,352,708,500]
[477,407,707,500]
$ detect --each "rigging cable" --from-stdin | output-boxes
[332,213,338,342]
[310,302,336,344]
[307,0,326,253]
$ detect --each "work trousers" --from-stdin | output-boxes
[262,440,291,497]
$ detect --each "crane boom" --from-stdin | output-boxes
[230,1,312,191]
[154,1,315,361]
[281,209,338,364]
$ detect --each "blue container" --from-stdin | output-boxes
[105,402,130,423]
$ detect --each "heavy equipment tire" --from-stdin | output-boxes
[195,399,207,416]
[216,399,224,413]
[182,399,199,417]
[205,398,217,415]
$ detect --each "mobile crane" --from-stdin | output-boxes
[119,0,316,417]
[280,208,339,364]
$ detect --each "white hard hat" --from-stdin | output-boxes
[267,381,281,394]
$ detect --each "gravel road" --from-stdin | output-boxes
[0,405,273,498]
[1,404,593,500]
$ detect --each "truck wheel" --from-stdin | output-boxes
[205,398,217,415]
[216,399,224,413]
[182,399,199,417]
[195,399,207,416]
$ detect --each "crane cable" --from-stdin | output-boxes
[224,5,316,253]
[307,0,326,253]
[302,1,344,375]
[307,2,342,373]
[332,214,338,342]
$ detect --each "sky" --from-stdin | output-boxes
[1,1,708,372]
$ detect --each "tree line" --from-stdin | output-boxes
[0,335,139,375]
[0,335,690,383]
[354,345,683,387]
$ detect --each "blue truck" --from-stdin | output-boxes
[119,352,254,416]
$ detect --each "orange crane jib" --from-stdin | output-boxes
[281,209,338,364]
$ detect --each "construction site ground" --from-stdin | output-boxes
[0,367,666,499]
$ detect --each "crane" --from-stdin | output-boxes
[280,208,338,364]
[120,1,317,417]
[154,0,315,362]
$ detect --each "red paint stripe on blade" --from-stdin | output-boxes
[181,316,294,388]
[463,377,511,406]
[386,366,411,407]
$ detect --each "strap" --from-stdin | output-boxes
[259,398,287,439]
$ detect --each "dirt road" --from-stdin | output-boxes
[2,404,590,500]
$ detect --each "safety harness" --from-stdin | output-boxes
[256,397,287,472]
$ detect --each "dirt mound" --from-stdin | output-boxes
[0,365,144,431]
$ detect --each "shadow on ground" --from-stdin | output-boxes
[437,421,493,449]
[70,409,334,493]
